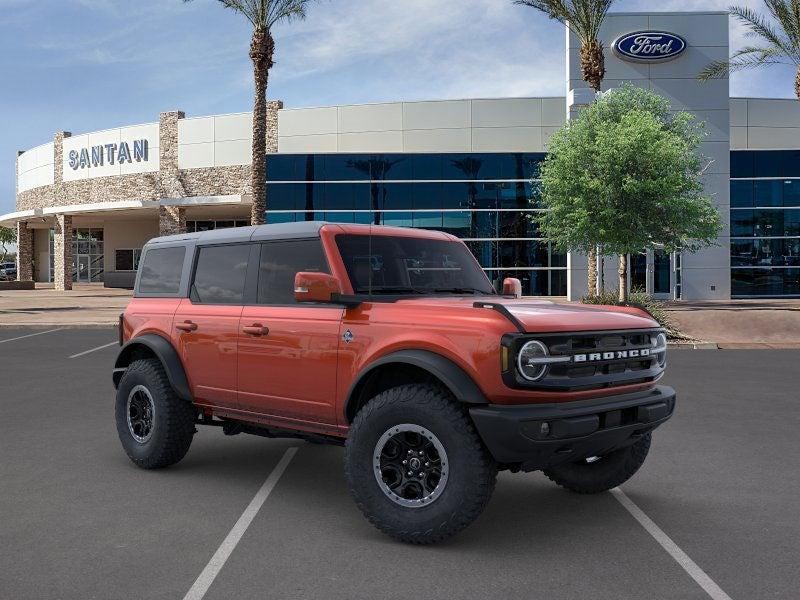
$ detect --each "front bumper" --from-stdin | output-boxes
[469,385,675,472]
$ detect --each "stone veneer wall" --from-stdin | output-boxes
[15,222,33,281]
[53,214,73,291]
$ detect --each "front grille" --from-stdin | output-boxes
[504,329,665,392]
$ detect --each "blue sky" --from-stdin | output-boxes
[1,0,797,215]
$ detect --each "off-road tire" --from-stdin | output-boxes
[543,433,652,494]
[345,384,497,544]
[115,358,196,469]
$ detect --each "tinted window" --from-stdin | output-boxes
[258,240,329,304]
[138,246,185,295]
[192,244,250,304]
[335,234,494,295]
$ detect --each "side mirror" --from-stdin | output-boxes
[502,277,522,298]
[294,272,342,303]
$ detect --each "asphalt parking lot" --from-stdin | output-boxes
[1,328,799,599]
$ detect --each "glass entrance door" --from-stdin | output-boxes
[653,250,671,298]
[76,255,90,282]
[625,249,674,299]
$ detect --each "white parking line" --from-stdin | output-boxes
[611,488,733,600]
[0,328,63,345]
[68,341,118,359]
[183,447,298,600]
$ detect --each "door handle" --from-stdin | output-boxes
[242,324,269,336]
[175,320,198,332]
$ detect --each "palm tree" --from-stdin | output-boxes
[514,0,615,295]
[184,0,314,225]
[699,2,800,100]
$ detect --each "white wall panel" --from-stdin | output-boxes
[471,98,542,128]
[278,107,338,137]
[747,98,800,128]
[730,126,748,149]
[472,127,543,152]
[179,117,214,144]
[648,13,729,47]
[729,99,748,127]
[214,113,251,142]
[338,103,403,133]
[214,139,250,166]
[403,100,471,130]
[402,128,471,152]
[746,127,800,149]
[338,131,403,152]
[278,134,338,153]
[178,142,214,169]
[541,98,566,126]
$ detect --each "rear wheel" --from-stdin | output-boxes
[543,433,652,494]
[345,384,497,544]
[115,358,196,469]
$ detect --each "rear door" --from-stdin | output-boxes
[173,243,255,408]
[237,239,343,427]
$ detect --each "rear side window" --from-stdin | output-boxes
[138,246,186,295]
[258,240,329,304]
[191,244,251,304]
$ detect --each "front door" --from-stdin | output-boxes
[237,239,342,427]
[173,243,253,408]
[76,255,90,282]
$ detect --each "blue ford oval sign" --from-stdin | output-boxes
[613,31,686,62]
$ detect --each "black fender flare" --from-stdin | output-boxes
[113,334,192,402]
[345,349,487,422]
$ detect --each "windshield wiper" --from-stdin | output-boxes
[355,286,427,295]
[432,287,493,295]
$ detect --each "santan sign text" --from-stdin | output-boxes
[68,139,149,170]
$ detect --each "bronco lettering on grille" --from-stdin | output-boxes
[573,348,651,363]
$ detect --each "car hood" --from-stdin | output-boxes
[394,296,659,333]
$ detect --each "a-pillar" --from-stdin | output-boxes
[159,205,186,236]
[16,221,33,282]
[53,214,73,291]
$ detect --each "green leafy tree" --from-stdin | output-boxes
[515,0,616,294]
[535,84,722,302]
[0,226,15,263]
[699,2,800,100]
[184,0,315,225]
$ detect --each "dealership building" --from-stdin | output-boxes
[4,10,800,300]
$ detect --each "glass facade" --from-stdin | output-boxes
[731,151,800,297]
[265,153,568,296]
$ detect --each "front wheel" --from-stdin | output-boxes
[115,358,196,469]
[344,384,497,544]
[543,433,652,494]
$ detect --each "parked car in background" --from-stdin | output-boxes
[113,222,675,544]
[0,262,16,281]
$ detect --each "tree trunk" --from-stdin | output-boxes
[587,246,597,297]
[796,67,800,102]
[249,29,275,226]
[598,247,604,293]
[580,40,605,92]
[618,254,628,303]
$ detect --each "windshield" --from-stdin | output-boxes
[335,234,495,296]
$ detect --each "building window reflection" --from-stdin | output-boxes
[265,152,564,295]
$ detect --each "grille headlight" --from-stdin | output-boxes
[652,332,667,367]
[517,340,550,381]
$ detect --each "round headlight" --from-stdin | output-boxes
[517,340,550,381]
[653,332,667,367]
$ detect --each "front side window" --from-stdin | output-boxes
[138,246,186,295]
[335,234,494,295]
[258,240,329,305]
[191,244,250,304]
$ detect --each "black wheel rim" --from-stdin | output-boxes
[373,424,449,508]
[127,385,155,444]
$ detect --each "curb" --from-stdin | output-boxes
[667,341,719,349]
[0,322,116,329]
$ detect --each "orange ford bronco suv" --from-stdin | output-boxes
[114,222,674,544]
